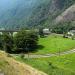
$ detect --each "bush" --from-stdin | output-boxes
[2,33,13,53]
[14,30,38,53]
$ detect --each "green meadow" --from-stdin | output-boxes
[15,53,75,75]
[15,34,75,75]
[35,34,75,54]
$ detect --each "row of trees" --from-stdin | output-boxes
[0,30,38,53]
[52,22,75,34]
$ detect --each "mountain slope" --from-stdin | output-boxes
[55,4,75,23]
[0,51,47,75]
[0,0,75,29]
[0,0,44,29]
[27,0,75,28]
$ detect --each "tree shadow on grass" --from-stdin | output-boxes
[31,45,44,53]
[4,45,45,54]
[37,45,44,49]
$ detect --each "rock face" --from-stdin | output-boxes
[55,4,75,23]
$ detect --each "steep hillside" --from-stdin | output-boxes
[27,0,75,28]
[0,0,75,29]
[0,0,44,29]
[0,51,47,75]
[55,4,75,23]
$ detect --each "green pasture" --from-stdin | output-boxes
[35,34,75,54]
[15,53,75,75]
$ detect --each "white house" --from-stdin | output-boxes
[68,30,75,36]
[66,30,75,38]
[43,28,51,36]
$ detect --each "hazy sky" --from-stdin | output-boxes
[0,0,38,9]
[0,0,44,14]
[0,0,17,10]
[0,0,32,12]
[0,0,15,7]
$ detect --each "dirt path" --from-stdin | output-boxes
[0,69,4,75]
[0,51,47,75]
[13,49,75,58]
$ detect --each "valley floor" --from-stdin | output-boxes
[1,34,75,75]
[34,34,75,54]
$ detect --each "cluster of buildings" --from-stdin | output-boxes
[64,30,75,39]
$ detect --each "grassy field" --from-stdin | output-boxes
[35,34,75,54]
[1,34,75,75]
[15,53,75,75]
[14,34,75,75]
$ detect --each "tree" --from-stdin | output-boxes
[14,30,38,53]
[52,22,72,34]
[2,33,13,53]
[0,34,3,49]
[39,28,44,37]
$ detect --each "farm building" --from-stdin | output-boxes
[43,28,51,36]
[64,30,75,38]
[67,30,75,36]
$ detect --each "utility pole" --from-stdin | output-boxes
[26,40,30,59]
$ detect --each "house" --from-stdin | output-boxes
[66,30,75,38]
[43,28,51,36]
[68,30,75,36]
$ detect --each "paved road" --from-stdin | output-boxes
[13,49,75,58]
[0,73,4,75]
